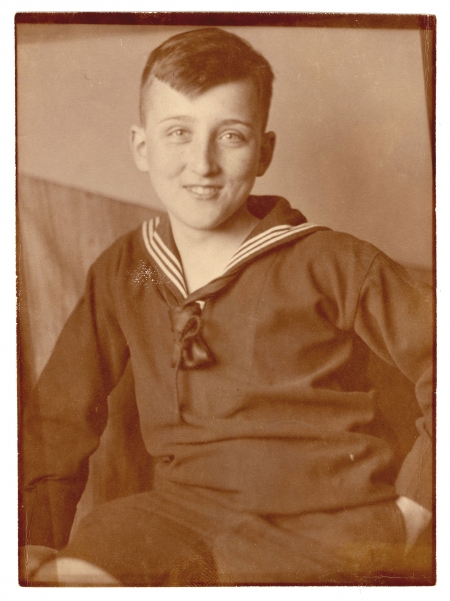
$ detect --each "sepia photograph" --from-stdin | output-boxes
[16,12,435,587]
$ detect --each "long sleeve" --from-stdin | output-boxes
[353,252,434,511]
[20,249,130,549]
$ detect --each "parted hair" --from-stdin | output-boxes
[139,27,274,129]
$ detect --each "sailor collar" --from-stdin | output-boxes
[142,195,327,305]
[140,196,328,370]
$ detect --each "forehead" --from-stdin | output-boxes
[141,77,263,127]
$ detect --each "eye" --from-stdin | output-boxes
[219,131,245,143]
[166,128,191,142]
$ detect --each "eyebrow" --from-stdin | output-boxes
[158,116,255,130]
[220,119,255,130]
[158,115,194,124]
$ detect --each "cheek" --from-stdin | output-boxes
[223,147,260,179]
[147,143,185,179]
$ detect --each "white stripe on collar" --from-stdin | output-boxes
[152,229,184,274]
[151,229,186,291]
[232,224,291,259]
[225,223,320,272]
[142,219,188,298]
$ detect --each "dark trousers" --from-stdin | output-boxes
[60,482,423,586]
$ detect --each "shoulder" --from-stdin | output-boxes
[302,228,378,253]
[287,228,381,273]
[79,222,156,302]
[285,228,432,300]
[271,229,389,311]
[90,222,149,276]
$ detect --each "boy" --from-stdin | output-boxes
[20,27,433,585]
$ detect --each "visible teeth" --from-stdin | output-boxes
[191,186,216,194]
[187,186,219,198]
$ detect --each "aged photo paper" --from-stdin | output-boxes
[16,12,435,588]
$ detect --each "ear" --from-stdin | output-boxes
[130,125,149,172]
[257,131,276,177]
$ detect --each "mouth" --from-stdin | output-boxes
[184,186,222,200]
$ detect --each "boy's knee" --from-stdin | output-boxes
[32,557,120,586]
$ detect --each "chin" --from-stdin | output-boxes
[179,212,228,231]
[188,220,223,232]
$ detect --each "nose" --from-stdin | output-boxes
[187,136,219,177]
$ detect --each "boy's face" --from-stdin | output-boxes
[131,77,275,234]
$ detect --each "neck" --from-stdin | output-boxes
[170,206,260,293]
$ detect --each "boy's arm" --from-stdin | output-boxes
[352,252,433,538]
[20,251,130,550]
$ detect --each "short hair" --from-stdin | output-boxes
[139,27,274,130]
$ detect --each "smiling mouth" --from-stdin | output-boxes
[184,186,222,200]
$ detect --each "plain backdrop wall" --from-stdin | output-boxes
[17,24,433,269]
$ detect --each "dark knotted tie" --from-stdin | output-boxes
[168,302,215,369]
